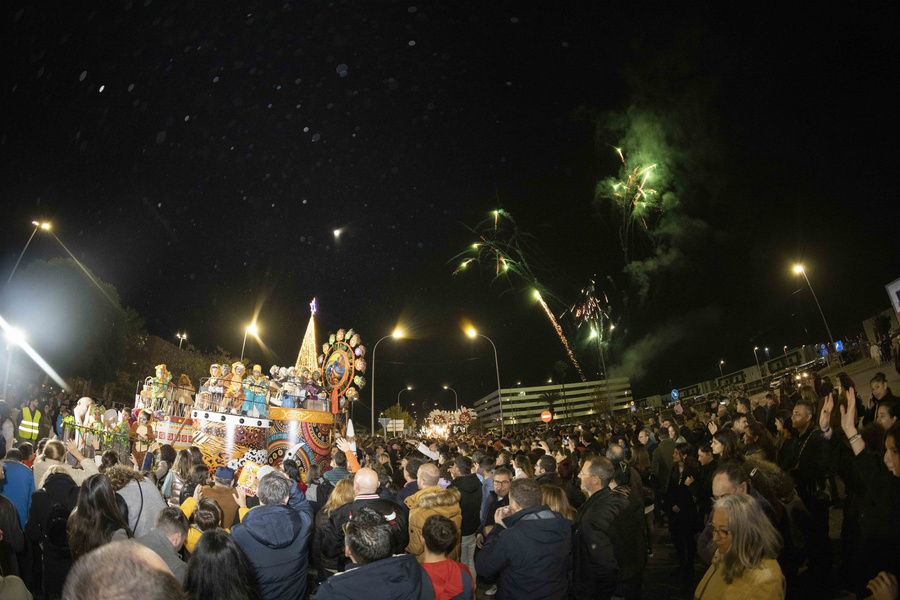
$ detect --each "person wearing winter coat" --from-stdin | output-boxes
[447,456,482,580]
[231,471,314,600]
[312,505,433,600]
[571,456,647,600]
[475,478,571,600]
[24,469,80,598]
[405,463,462,562]
[321,469,408,574]
[105,465,167,538]
[31,440,99,490]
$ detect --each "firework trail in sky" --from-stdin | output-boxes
[610,148,658,264]
[453,210,587,381]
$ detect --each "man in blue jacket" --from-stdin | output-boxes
[475,478,572,600]
[232,471,314,600]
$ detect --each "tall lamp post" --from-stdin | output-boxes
[7,221,51,285]
[718,360,725,378]
[3,327,26,399]
[443,385,458,411]
[793,264,841,366]
[370,328,404,437]
[753,346,762,378]
[176,332,187,349]
[467,327,504,436]
[240,323,258,362]
[397,386,412,407]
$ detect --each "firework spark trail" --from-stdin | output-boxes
[611,149,658,264]
[534,290,586,381]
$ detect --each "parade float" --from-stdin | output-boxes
[62,300,366,481]
[422,406,477,437]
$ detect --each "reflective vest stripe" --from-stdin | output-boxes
[18,408,41,438]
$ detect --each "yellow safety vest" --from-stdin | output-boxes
[18,407,41,440]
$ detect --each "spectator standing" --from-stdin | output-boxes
[184,529,265,600]
[572,456,646,600]
[694,493,785,599]
[66,473,132,560]
[321,468,409,573]
[0,449,35,529]
[311,478,355,582]
[475,478,571,600]
[324,449,351,484]
[105,465,167,538]
[231,472,314,600]
[405,463,462,562]
[420,515,475,600]
[312,506,433,600]
[651,427,676,522]
[25,467,79,597]
[448,455,481,580]
[137,507,189,582]
[198,466,241,528]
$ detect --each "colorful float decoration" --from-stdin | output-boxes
[318,328,366,426]
[457,406,477,427]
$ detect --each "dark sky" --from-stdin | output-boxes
[3,3,896,424]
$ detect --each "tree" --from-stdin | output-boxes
[384,403,415,432]
[538,391,561,417]
[5,258,142,386]
[591,386,612,417]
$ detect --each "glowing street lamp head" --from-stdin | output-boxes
[793,264,804,274]
[246,323,258,336]
[392,328,404,339]
[609,324,615,331]
[443,385,448,389]
[720,360,724,365]
[466,328,477,338]
[407,385,413,390]
[754,346,758,351]
[5,327,26,346]
[590,328,599,339]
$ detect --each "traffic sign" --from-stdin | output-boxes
[541,411,552,423]
[671,389,679,400]
[834,341,843,352]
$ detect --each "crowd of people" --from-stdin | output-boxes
[0,369,899,599]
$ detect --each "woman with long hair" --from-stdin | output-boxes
[541,484,578,521]
[163,449,193,506]
[179,464,211,507]
[666,443,700,584]
[311,478,355,582]
[514,454,533,479]
[694,493,784,599]
[711,429,743,464]
[184,529,264,600]
[281,458,306,492]
[744,422,777,463]
[304,463,327,510]
[67,473,132,560]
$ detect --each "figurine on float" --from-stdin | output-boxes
[223,362,245,413]
[242,364,269,417]
[150,364,174,412]
[173,374,195,413]
[196,364,221,410]
[279,366,298,408]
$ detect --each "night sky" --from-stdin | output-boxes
[3,3,896,424]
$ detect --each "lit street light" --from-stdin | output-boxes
[398,385,412,407]
[240,322,259,362]
[467,327,504,436]
[370,327,404,436]
[718,360,725,378]
[783,345,788,355]
[443,385,458,411]
[176,332,187,349]
[793,264,840,365]
[753,347,762,377]
[6,221,51,285]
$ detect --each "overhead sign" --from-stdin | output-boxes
[541,411,552,423]
[671,389,679,400]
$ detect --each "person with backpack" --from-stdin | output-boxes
[25,467,80,598]
[420,515,475,600]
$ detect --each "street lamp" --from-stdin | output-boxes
[443,385,458,411]
[240,323,258,362]
[718,360,725,377]
[398,385,412,406]
[176,333,187,349]
[370,327,404,436]
[3,327,26,399]
[793,264,840,364]
[783,345,788,355]
[753,347,762,378]
[467,327,504,436]
[6,221,51,285]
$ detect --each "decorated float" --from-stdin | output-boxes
[422,406,477,437]
[63,299,366,482]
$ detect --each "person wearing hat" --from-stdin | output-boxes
[197,466,241,528]
[242,365,269,417]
